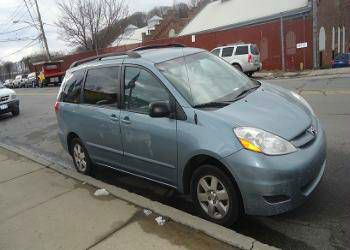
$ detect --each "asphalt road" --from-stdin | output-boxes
[1,75,349,250]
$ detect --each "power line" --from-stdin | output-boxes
[0,37,38,42]
[0,26,32,35]
[0,37,40,61]
[1,2,27,32]
[23,0,39,30]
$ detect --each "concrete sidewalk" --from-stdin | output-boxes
[0,147,238,250]
[255,67,350,79]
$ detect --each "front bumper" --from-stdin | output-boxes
[223,121,326,216]
[0,100,19,115]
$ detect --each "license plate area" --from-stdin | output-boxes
[0,104,8,110]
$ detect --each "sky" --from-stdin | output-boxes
[0,0,185,62]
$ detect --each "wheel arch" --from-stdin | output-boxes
[67,132,80,155]
[182,154,244,209]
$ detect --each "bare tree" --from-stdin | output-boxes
[56,0,128,51]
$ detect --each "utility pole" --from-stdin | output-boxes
[33,0,51,61]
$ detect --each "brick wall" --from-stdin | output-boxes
[55,14,313,73]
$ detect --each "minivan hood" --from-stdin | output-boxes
[212,83,312,140]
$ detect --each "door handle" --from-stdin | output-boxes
[110,114,119,122]
[121,116,131,124]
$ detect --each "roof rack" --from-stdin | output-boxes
[69,51,140,69]
[132,43,185,51]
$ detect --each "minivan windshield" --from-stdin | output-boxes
[0,83,4,88]
[156,52,259,107]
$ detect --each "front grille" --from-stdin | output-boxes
[290,128,316,148]
[0,95,9,103]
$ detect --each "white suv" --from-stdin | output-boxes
[211,44,262,76]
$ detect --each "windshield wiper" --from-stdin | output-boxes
[232,84,261,101]
[194,102,230,109]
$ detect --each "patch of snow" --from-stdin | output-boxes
[155,216,166,226]
[143,209,152,216]
[94,188,110,197]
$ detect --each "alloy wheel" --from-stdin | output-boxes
[73,143,87,172]
[197,175,230,219]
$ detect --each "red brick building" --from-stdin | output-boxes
[317,0,350,67]
[46,0,350,74]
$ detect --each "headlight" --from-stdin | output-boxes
[234,127,297,155]
[291,92,315,116]
[11,94,17,100]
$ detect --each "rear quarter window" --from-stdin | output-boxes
[59,70,85,103]
[235,46,249,55]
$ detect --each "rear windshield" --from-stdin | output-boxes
[250,45,259,55]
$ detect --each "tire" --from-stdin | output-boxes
[12,106,20,116]
[70,138,93,175]
[233,64,242,72]
[191,164,241,226]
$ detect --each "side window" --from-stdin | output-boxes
[124,67,169,114]
[235,46,249,55]
[211,49,221,56]
[59,70,84,103]
[222,47,234,57]
[83,67,119,107]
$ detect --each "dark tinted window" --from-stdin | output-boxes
[222,47,234,57]
[211,49,221,56]
[60,70,85,103]
[83,67,119,107]
[235,46,249,55]
[124,67,169,114]
[250,45,259,55]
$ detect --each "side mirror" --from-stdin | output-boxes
[149,101,171,118]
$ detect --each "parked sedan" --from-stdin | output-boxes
[4,79,13,88]
[26,72,38,88]
[332,53,350,68]
[0,83,20,116]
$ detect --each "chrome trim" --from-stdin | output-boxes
[124,151,176,169]
[86,142,123,155]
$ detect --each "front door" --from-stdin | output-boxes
[78,66,124,167]
[120,66,178,186]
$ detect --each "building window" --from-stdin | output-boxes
[343,26,346,53]
[319,27,326,52]
[286,31,296,55]
[260,37,268,61]
[338,26,341,54]
[168,29,176,38]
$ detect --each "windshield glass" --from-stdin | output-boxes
[156,52,258,106]
[0,83,4,88]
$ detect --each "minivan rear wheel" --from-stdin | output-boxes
[191,164,241,226]
[71,138,92,175]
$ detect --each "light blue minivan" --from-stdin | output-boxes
[55,45,326,226]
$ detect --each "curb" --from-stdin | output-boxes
[255,70,350,80]
[0,143,279,250]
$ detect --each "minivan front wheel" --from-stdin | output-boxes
[71,138,92,175]
[191,165,241,226]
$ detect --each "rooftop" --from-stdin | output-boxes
[180,0,309,36]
